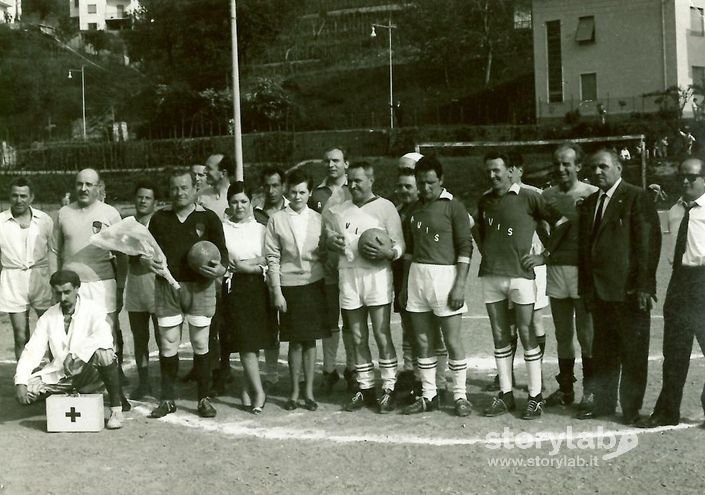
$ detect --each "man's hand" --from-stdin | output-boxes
[521,254,545,271]
[140,255,165,274]
[360,243,393,261]
[637,291,657,312]
[63,353,85,377]
[272,292,287,313]
[326,234,346,254]
[448,283,465,311]
[15,384,30,405]
[199,262,226,279]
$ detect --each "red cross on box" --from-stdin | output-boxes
[46,394,104,432]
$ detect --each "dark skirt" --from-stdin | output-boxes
[280,280,331,343]
[223,273,277,353]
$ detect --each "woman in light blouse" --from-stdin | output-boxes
[222,182,275,414]
[265,170,330,411]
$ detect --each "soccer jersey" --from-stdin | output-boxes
[325,197,404,270]
[309,179,350,215]
[54,201,122,282]
[476,183,561,279]
[149,205,228,282]
[542,181,598,266]
[404,189,473,266]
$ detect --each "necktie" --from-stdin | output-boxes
[673,202,694,269]
[591,193,607,242]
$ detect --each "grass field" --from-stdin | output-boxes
[3,220,705,494]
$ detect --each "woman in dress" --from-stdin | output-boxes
[264,170,329,411]
[222,182,275,414]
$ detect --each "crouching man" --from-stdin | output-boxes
[14,270,127,429]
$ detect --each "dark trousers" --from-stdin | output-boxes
[591,296,651,417]
[653,267,705,421]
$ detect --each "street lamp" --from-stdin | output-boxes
[371,20,396,129]
[68,65,87,140]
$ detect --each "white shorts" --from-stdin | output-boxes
[533,265,549,310]
[0,266,52,313]
[78,279,117,313]
[546,265,580,299]
[339,266,393,311]
[406,263,467,317]
[482,275,535,305]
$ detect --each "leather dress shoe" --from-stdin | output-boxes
[635,414,679,428]
[576,407,614,420]
[622,413,641,426]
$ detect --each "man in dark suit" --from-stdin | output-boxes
[638,157,705,428]
[576,149,661,424]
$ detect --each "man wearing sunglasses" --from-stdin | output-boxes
[638,157,705,428]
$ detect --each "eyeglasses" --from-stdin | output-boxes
[678,173,704,183]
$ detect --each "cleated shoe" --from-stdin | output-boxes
[378,389,395,414]
[401,395,439,415]
[454,398,472,417]
[521,395,545,420]
[577,391,596,411]
[343,389,376,412]
[483,392,516,417]
[197,397,217,418]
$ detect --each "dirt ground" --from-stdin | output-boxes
[2,223,705,494]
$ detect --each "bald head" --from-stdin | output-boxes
[589,149,622,192]
[75,168,101,207]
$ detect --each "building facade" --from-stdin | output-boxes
[69,0,139,31]
[0,0,20,24]
[532,0,705,121]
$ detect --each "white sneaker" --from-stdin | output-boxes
[107,409,124,430]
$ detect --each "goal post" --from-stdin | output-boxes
[415,134,648,190]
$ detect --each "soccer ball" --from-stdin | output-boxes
[358,228,393,262]
[187,240,221,275]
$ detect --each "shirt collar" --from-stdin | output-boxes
[1,207,42,223]
[286,204,309,216]
[254,196,289,211]
[439,188,454,200]
[317,177,348,189]
[508,183,522,195]
[602,178,622,199]
[680,192,705,208]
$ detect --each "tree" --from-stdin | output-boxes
[398,0,531,88]
[644,84,705,127]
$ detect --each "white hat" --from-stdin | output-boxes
[398,152,424,169]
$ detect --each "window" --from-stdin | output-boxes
[694,66,705,90]
[575,16,595,43]
[691,7,704,35]
[546,20,563,103]
[581,73,597,101]
[87,4,97,14]
[87,22,97,30]
[74,0,79,8]
[116,4,124,17]
[513,7,532,30]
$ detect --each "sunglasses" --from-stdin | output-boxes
[678,173,704,183]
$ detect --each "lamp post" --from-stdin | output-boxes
[371,20,396,129]
[68,65,87,140]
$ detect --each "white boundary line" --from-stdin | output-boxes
[131,404,699,447]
